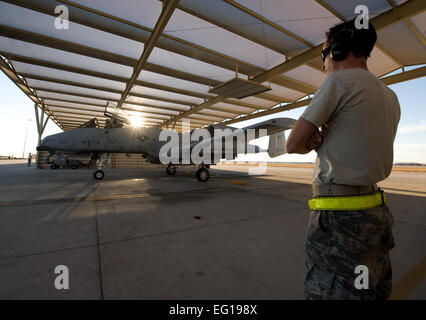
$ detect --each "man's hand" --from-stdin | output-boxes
[286,118,318,154]
[306,130,324,152]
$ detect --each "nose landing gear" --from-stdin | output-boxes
[92,153,110,180]
[94,169,105,180]
[166,164,177,176]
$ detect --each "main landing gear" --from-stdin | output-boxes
[196,167,209,182]
[166,163,210,182]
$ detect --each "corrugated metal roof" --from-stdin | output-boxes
[0,0,424,131]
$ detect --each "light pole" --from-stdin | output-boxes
[22,118,32,159]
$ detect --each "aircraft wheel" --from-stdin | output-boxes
[196,168,209,182]
[94,169,105,180]
[47,152,55,164]
[50,164,59,169]
[166,165,176,176]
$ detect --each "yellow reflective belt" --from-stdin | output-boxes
[308,191,386,211]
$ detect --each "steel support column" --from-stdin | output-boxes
[34,104,49,168]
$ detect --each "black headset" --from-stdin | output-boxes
[329,28,355,62]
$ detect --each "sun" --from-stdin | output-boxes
[129,116,143,127]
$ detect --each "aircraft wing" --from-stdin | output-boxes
[241,117,296,138]
[188,117,296,148]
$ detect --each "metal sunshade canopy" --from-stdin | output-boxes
[0,0,425,132]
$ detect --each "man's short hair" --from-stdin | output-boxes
[326,18,377,59]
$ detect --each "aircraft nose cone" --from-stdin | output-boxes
[41,137,50,145]
[37,137,51,151]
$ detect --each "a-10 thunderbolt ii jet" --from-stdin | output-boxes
[38,105,295,182]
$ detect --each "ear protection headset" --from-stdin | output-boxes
[329,28,355,61]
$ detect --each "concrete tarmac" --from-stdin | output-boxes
[0,160,424,299]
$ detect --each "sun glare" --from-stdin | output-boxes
[130,116,143,127]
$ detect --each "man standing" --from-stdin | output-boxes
[286,19,400,299]
[27,152,32,167]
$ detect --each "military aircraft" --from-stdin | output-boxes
[37,105,295,182]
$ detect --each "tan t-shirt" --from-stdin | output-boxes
[301,68,400,186]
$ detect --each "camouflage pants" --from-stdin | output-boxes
[305,205,395,300]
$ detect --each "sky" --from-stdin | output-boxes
[0,68,425,164]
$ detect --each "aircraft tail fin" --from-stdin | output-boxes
[268,131,286,158]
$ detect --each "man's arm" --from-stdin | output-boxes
[287,74,340,154]
[286,118,320,154]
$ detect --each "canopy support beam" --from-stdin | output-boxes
[222,65,426,125]
[163,0,426,127]
[116,0,179,109]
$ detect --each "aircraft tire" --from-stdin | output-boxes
[47,152,55,164]
[94,170,105,180]
[166,166,176,176]
[196,168,209,182]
